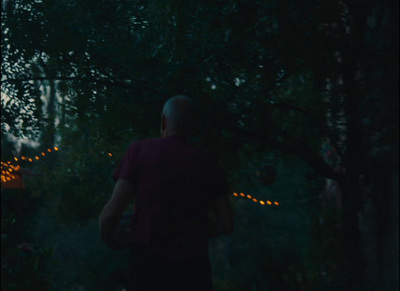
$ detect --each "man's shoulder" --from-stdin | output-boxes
[137,137,164,144]
[129,137,163,148]
[129,137,215,159]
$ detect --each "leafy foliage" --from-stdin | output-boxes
[1,189,54,290]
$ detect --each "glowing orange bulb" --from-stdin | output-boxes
[260,201,265,205]
[47,149,52,152]
[240,193,245,197]
[274,201,279,205]
[233,192,239,196]
[6,177,11,181]
[267,201,272,205]
[35,156,39,160]
[15,165,20,171]
[21,156,26,160]
[247,195,252,199]
[253,198,258,203]
[42,152,46,156]
[14,157,18,161]
[54,147,59,151]
[28,158,33,162]
[108,153,112,157]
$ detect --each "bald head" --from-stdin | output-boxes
[161,95,195,138]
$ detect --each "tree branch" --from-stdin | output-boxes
[268,101,313,115]
[0,76,132,86]
[270,132,344,181]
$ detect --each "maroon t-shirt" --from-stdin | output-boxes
[113,136,230,259]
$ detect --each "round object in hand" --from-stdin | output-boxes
[114,214,133,249]
[256,165,277,185]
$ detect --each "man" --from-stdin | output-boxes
[99,95,234,290]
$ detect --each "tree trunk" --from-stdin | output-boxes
[337,177,365,290]
[41,79,57,148]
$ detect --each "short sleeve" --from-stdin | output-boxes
[112,142,140,182]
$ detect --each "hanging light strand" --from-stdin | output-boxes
[2,148,281,208]
[233,192,280,206]
[1,146,59,183]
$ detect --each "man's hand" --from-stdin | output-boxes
[99,179,134,249]
[100,215,121,249]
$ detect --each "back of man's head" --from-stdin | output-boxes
[162,95,195,138]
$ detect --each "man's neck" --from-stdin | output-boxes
[162,131,178,138]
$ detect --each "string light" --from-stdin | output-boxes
[2,147,281,209]
[1,146,60,184]
[233,192,279,207]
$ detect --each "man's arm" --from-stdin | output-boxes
[99,179,134,248]
[208,194,234,238]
